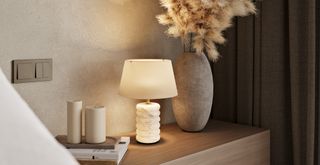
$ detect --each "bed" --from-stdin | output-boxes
[0,68,79,165]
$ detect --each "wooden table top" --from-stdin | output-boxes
[121,120,268,165]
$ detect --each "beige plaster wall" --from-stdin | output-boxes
[0,0,181,136]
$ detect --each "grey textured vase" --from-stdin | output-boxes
[172,53,213,132]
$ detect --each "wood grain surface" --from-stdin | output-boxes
[121,120,269,165]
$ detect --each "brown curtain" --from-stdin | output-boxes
[211,0,317,165]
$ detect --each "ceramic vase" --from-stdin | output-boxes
[172,52,213,132]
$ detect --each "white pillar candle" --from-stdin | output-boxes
[67,100,83,144]
[136,102,161,144]
[85,106,106,144]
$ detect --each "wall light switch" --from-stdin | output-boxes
[17,63,35,80]
[12,59,52,84]
[36,63,43,78]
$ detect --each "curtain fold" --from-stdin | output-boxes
[316,0,320,164]
[211,0,317,164]
[288,0,316,164]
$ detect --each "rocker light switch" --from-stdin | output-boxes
[36,63,43,78]
[12,59,52,83]
[17,63,35,80]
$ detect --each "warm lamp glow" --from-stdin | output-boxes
[119,59,177,99]
[119,59,177,144]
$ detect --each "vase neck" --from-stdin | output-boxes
[183,33,196,53]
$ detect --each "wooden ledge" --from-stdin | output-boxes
[121,120,270,165]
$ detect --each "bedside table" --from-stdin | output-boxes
[121,120,270,165]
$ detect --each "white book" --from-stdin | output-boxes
[68,137,130,164]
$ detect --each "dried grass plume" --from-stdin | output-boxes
[157,0,256,62]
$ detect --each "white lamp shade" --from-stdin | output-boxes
[119,59,178,100]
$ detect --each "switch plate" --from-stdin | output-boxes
[12,59,52,83]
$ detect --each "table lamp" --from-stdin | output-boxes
[119,59,177,144]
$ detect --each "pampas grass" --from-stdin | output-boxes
[157,0,256,61]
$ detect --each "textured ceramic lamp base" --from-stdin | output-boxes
[136,102,161,144]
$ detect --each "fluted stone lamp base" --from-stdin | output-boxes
[136,102,161,144]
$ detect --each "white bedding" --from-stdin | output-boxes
[0,69,79,165]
